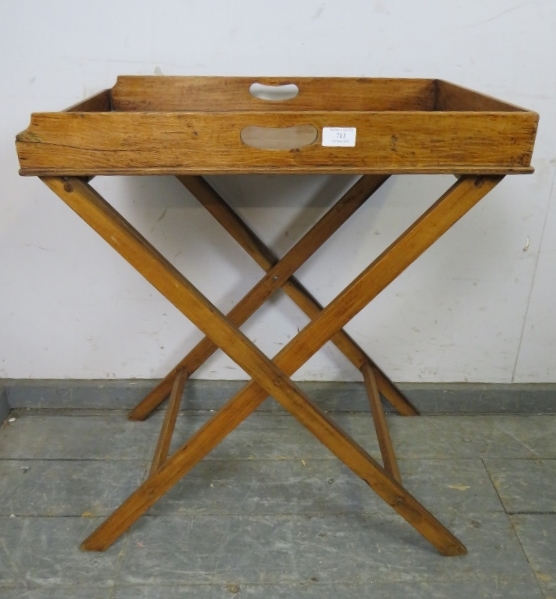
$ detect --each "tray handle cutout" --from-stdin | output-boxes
[249,82,299,101]
[241,125,318,150]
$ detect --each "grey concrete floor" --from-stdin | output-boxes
[1,408,555,598]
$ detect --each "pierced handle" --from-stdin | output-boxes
[249,82,299,102]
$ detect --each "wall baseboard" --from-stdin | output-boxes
[1,379,555,414]
[0,387,10,425]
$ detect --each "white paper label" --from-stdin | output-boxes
[322,127,356,147]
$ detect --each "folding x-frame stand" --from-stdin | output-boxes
[41,172,503,556]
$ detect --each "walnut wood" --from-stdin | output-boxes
[58,175,499,555]
[185,176,417,415]
[362,363,401,483]
[283,285,418,415]
[21,165,535,177]
[17,111,537,176]
[149,369,187,476]
[39,179,333,430]
[86,376,466,556]
[129,175,417,421]
[111,76,437,112]
[64,90,112,113]
[259,176,503,381]
[435,80,525,112]
[15,77,539,176]
[128,174,387,420]
[43,175,467,556]
[17,76,534,560]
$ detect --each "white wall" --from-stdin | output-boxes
[1,0,555,383]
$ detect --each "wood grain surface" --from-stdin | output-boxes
[17,110,537,175]
[41,175,491,556]
[16,77,538,175]
[111,76,437,112]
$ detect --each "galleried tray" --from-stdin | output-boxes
[16,77,538,176]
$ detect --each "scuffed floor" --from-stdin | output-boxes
[1,408,555,598]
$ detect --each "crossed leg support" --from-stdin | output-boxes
[41,173,503,556]
[133,175,413,483]
[129,174,417,421]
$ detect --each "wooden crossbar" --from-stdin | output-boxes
[362,362,401,482]
[149,369,188,476]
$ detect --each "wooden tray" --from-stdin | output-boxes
[16,77,538,176]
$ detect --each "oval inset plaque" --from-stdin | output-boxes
[241,125,318,150]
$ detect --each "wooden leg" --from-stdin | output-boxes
[41,176,437,552]
[263,175,504,381]
[40,178,340,420]
[149,369,187,476]
[183,176,419,417]
[84,378,267,551]
[83,372,465,556]
[44,175,501,554]
[130,175,417,420]
[362,363,401,482]
[128,174,392,420]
